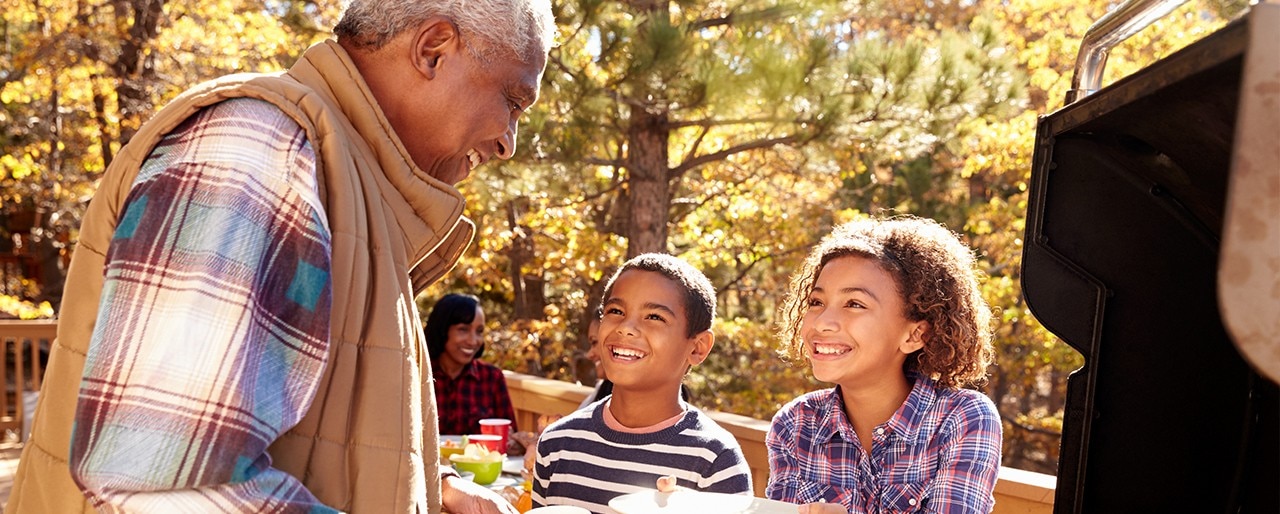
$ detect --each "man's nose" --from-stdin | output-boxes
[496,120,518,160]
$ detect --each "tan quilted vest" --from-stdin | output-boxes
[5,41,473,513]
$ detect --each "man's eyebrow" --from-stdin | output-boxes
[512,83,538,106]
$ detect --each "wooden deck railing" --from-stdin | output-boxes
[0,320,56,446]
[504,370,1056,514]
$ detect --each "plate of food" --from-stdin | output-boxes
[439,435,467,463]
[609,490,797,514]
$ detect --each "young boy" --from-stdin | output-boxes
[766,215,1002,514]
[533,253,752,512]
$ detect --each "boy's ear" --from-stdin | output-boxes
[409,16,460,80]
[686,330,715,367]
[899,321,928,355]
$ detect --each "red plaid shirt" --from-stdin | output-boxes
[433,359,518,435]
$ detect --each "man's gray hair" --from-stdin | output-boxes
[335,0,556,64]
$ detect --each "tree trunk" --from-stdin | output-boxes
[507,198,544,320]
[93,75,115,167]
[111,0,166,145]
[624,108,671,257]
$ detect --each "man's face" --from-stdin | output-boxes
[407,46,546,185]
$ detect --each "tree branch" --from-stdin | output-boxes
[582,155,623,167]
[671,134,801,180]
[716,245,812,297]
[666,116,798,130]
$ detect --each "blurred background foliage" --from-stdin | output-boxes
[0,0,1249,474]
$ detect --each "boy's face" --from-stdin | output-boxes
[801,255,926,390]
[598,270,712,395]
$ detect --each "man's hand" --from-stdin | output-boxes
[441,474,519,514]
[798,502,847,514]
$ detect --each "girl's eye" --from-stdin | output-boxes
[806,297,824,308]
[605,307,624,316]
[844,299,865,309]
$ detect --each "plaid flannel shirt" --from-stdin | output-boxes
[70,98,336,513]
[765,373,1002,514]
[432,359,518,435]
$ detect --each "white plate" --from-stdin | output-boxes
[609,490,797,514]
[502,455,525,475]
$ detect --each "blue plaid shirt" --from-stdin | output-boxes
[70,98,335,512]
[765,374,1002,513]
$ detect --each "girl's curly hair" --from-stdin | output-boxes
[777,215,995,389]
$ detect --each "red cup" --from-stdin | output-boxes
[467,433,503,453]
[479,418,512,452]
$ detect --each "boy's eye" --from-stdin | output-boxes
[844,299,865,309]
[605,307,624,316]
[645,313,667,323]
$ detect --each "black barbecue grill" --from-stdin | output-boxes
[1021,1,1279,512]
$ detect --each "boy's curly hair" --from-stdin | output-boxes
[777,215,995,389]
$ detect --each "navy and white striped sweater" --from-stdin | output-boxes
[533,399,753,513]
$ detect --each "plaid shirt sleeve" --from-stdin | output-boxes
[764,398,808,501]
[924,393,1002,514]
[69,98,336,513]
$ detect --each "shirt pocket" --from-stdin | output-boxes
[879,481,928,513]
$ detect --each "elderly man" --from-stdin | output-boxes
[5,1,554,513]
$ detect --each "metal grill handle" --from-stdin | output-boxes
[1065,0,1191,105]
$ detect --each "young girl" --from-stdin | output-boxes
[766,215,1001,514]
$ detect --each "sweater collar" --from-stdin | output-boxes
[287,41,475,291]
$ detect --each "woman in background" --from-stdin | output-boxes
[427,293,517,435]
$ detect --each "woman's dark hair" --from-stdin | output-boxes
[425,293,484,361]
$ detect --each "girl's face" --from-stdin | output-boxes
[801,255,926,390]
[441,306,486,370]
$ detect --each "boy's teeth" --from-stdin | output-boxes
[612,348,646,359]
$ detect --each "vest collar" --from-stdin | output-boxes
[288,40,475,291]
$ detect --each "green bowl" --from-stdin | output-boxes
[449,455,502,485]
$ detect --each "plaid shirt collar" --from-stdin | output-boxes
[817,372,940,445]
[432,357,480,382]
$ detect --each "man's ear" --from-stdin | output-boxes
[409,16,460,80]
[900,321,928,355]
[687,330,715,367]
